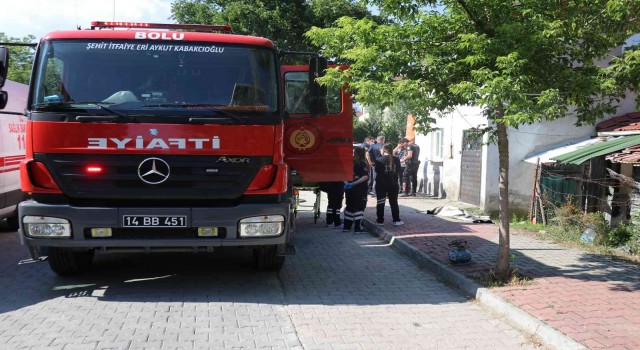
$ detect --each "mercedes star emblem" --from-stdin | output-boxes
[138,158,170,184]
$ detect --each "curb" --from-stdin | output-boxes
[362,219,587,350]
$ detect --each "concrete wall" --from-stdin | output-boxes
[414,95,638,213]
[415,105,487,202]
[499,118,595,212]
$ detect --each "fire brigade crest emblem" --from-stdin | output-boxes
[285,124,321,154]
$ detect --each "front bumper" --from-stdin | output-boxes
[18,200,291,250]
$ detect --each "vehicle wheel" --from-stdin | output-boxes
[48,248,95,276]
[5,215,19,231]
[253,246,285,271]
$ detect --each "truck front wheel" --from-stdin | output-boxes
[253,246,285,271]
[48,248,95,276]
[5,215,19,231]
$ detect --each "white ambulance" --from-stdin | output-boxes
[0,78,27,230]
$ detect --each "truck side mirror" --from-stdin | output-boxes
[308,56,328,116]
[0,91,7,110]
[0,47,9,88]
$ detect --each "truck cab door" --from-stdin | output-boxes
[282,65,353,183]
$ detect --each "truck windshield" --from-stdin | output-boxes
[31,40,278,118]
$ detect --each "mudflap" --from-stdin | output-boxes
[277,243,296,256]
[18,246,49,265]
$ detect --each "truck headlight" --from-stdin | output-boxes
[23,216,71,238]
[238,215,284,237]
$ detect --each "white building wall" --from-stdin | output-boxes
[415,105,487,201]
[414,94,638,213]
[500,118,594,213]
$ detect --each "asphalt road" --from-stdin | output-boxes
[0,211,538,350]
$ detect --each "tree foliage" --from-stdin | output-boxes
[308,1,640,125]
[354,103,407,144]
[170,0,376,52]
[307,0,640,278]
[0,33,36,85]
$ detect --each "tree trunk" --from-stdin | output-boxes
[495,113,511,280]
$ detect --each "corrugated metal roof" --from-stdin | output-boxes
[523,137,607,164]
[552,135,640,165]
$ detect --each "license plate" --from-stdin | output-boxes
[122,215,187,228]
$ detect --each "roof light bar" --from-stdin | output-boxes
[90,21,233,34]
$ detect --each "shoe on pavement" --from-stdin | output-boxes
[393,221,405,226]
[409,193,417,197]
[376,222,384,226]
[399,193,409,197]
[353,229,367,234]
[342,229,350,232]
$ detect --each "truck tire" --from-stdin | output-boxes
[48,248,95,276]
[289,211,296,237]
[253,246,285,271]
[5,215,19,231]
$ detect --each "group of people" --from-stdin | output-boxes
[319,135,421,233]
[365,136,421,197]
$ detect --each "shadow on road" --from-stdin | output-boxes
[0,211,471,317]
[383,202,640,292]
[4,202,636,320]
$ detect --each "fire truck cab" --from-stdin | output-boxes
[0,22,353,275]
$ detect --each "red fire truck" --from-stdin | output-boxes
[0,22,353,275]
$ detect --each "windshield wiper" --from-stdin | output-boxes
[142,103,244,124]
[33,101,136,122]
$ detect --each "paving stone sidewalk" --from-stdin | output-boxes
[362,195,640,350]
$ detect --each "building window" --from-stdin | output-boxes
[432,128,444,159]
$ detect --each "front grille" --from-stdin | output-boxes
[36,154,272,200]
[83,227,227,239]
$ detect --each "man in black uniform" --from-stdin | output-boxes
[367,135,385,195]
[400,140,420,196]
[318,182,344,227]
[363,136,375,194]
